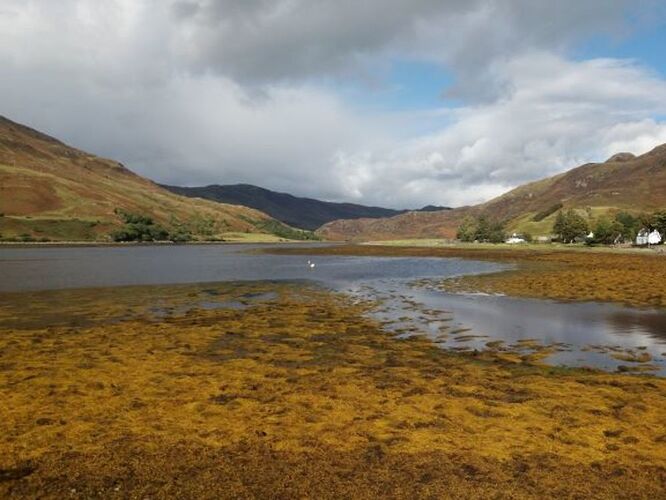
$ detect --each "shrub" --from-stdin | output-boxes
[114,209,155,226]
[111,210,170,242]
[169,229,194,243]
[254,220,320,241]
[532,202,563,222]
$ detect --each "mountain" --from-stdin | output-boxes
[162,183,449,231]
[0,116,302,242]
[318,145,666,241]
[418,205,451,212]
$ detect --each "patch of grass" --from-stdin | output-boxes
[611,351,653,363]
[0,216,111,242]
[220,232,293,243]
[252,219,320,241]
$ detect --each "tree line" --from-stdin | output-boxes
[110,210,193,242]
[456,209,666,245]
[456,215,510,243]
[554,209,666,244]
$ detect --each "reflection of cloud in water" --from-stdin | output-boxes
[432,293,665,347]
[358,283,666,375]
[605,310,666,342]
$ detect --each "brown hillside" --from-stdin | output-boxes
[0,116,282,241]
[319,145,666,241]
[317,209,473,241]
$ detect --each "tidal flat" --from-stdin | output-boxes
[1,281,665,498]
[272,244,666,308]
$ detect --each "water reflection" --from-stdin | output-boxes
[1,244,665,374]
[349,283,666,375]
[606,310,666,341]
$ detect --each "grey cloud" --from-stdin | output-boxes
[1,1,666,210]
[171,0,451,82]
[172,1,200,19]
[168,0,647,95]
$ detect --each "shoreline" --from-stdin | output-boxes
[0,239,330,249]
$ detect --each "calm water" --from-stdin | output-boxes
[1,243,665,374]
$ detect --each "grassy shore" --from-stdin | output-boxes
[271,243,666,308]
[0,236,320,248]
[1,282,665,498]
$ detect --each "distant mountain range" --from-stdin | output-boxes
[162,183,450,230]
[6,114,661,244]
[0,116,299,242]
[318,146,666,241]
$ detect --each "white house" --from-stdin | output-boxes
[636,229,662,245]
[649,230,663,245]
[506,233,526,244]
[636,230,648,245]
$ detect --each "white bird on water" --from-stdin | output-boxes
[307,260,315,269]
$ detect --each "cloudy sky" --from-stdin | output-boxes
[2,1,666,208]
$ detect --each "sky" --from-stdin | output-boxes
[1,1,666,209]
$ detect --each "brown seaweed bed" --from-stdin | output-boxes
[1,281,665,498]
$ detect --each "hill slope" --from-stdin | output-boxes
[319,145,666,241]
[0,116,299,242]
[162,184,449,231]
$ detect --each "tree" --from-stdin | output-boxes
[456,215,506,243]
[637,212,655,231]
[592,217,623,245]
[552,209,588,243]
[474,215,491,242]
[485,219,507,243]
[652,210,666,237]
[553,211,566,241]
[456,216,477,242]
[614,211,639,241]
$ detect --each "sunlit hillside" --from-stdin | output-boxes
[0,116,307,242]
[319,147,666,240]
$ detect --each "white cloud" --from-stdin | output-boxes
[1,1,666,209]
[331,53,666,207]
[0,65,388,199]
[601,120,666,157]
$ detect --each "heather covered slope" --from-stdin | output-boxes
[162,183,449,231]
[0,116,292,242]
[318,145,666,241]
